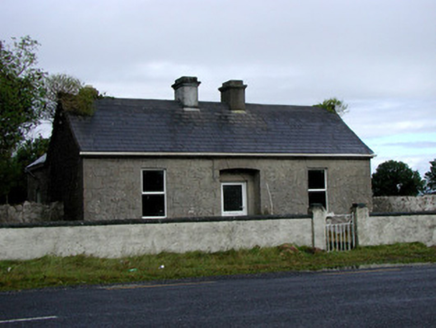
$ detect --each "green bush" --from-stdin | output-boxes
[59,85,101,116]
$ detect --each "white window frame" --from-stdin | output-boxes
[141,169,167,219]
[221,182,247,216]
[308,169,328,210]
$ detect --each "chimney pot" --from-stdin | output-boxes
[172,76,201,110]
[219,80,247,112]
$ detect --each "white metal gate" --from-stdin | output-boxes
[325,213,356,252]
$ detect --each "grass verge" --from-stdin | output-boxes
[0,242,435,291]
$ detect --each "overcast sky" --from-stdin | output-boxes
[1,0,435,175]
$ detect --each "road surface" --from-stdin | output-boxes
[1,264,435,327]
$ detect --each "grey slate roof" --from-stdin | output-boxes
[67,98,374,156]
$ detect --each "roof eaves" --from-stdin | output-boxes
[79,151,375,158]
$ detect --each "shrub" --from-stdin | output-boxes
[59,85,101,116]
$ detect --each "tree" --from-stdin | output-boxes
[424,159,436,193]
[44,73,83,120]
[315,98,349,116]
[4,137,50,204]
[0,36,47,203]
[0,36,47,156]
[0,155,21,204]
[372,160,425,196]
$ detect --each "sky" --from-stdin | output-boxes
[1,0,435,176]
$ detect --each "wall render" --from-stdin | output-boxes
[355,205,436,247]
[0,216,312,260]
[82,156,372,221]
[2,206,435,261]
[373,195,436,213]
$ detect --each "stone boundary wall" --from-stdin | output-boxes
[354,205,436,247]
[0,202,63,224]
[0,214,314,260]
[373,195,436,213]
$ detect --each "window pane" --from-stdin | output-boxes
[142,195,165,217]
[308,170,325,189]
[143,171,164,192]
[309,191,326,208]
[223,185,243,212]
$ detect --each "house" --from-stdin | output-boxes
[43,76,374,221]
[25,154,48,204]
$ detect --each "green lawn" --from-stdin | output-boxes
[1,242,435,291]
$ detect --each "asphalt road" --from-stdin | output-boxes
[0,264,435,327]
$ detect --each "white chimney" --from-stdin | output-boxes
[172,76,201,111]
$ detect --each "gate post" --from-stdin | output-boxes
[352,203,369,247]
[310,205,327,250]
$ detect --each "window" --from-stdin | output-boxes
[221,182,247,216]
[142,170,166,218]
[308,169,327,209]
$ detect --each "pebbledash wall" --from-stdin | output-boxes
[82,156,372,220]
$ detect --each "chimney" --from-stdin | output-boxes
[219,80,247,112]
[172,76,201,110]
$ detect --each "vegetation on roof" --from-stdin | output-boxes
[315,98,348,116]
[59,85,103,116]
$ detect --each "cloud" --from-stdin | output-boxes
[382,141,436,149]
[1,0,435,174]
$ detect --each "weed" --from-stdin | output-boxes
[0,243,434,291]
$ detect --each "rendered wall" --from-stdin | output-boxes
[0,216,312,260]
[2,206,436,260]
[82,157,372,221]
[373,195,436,213]
[355,205,436,246]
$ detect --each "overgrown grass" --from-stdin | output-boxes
[0,243,435,291]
